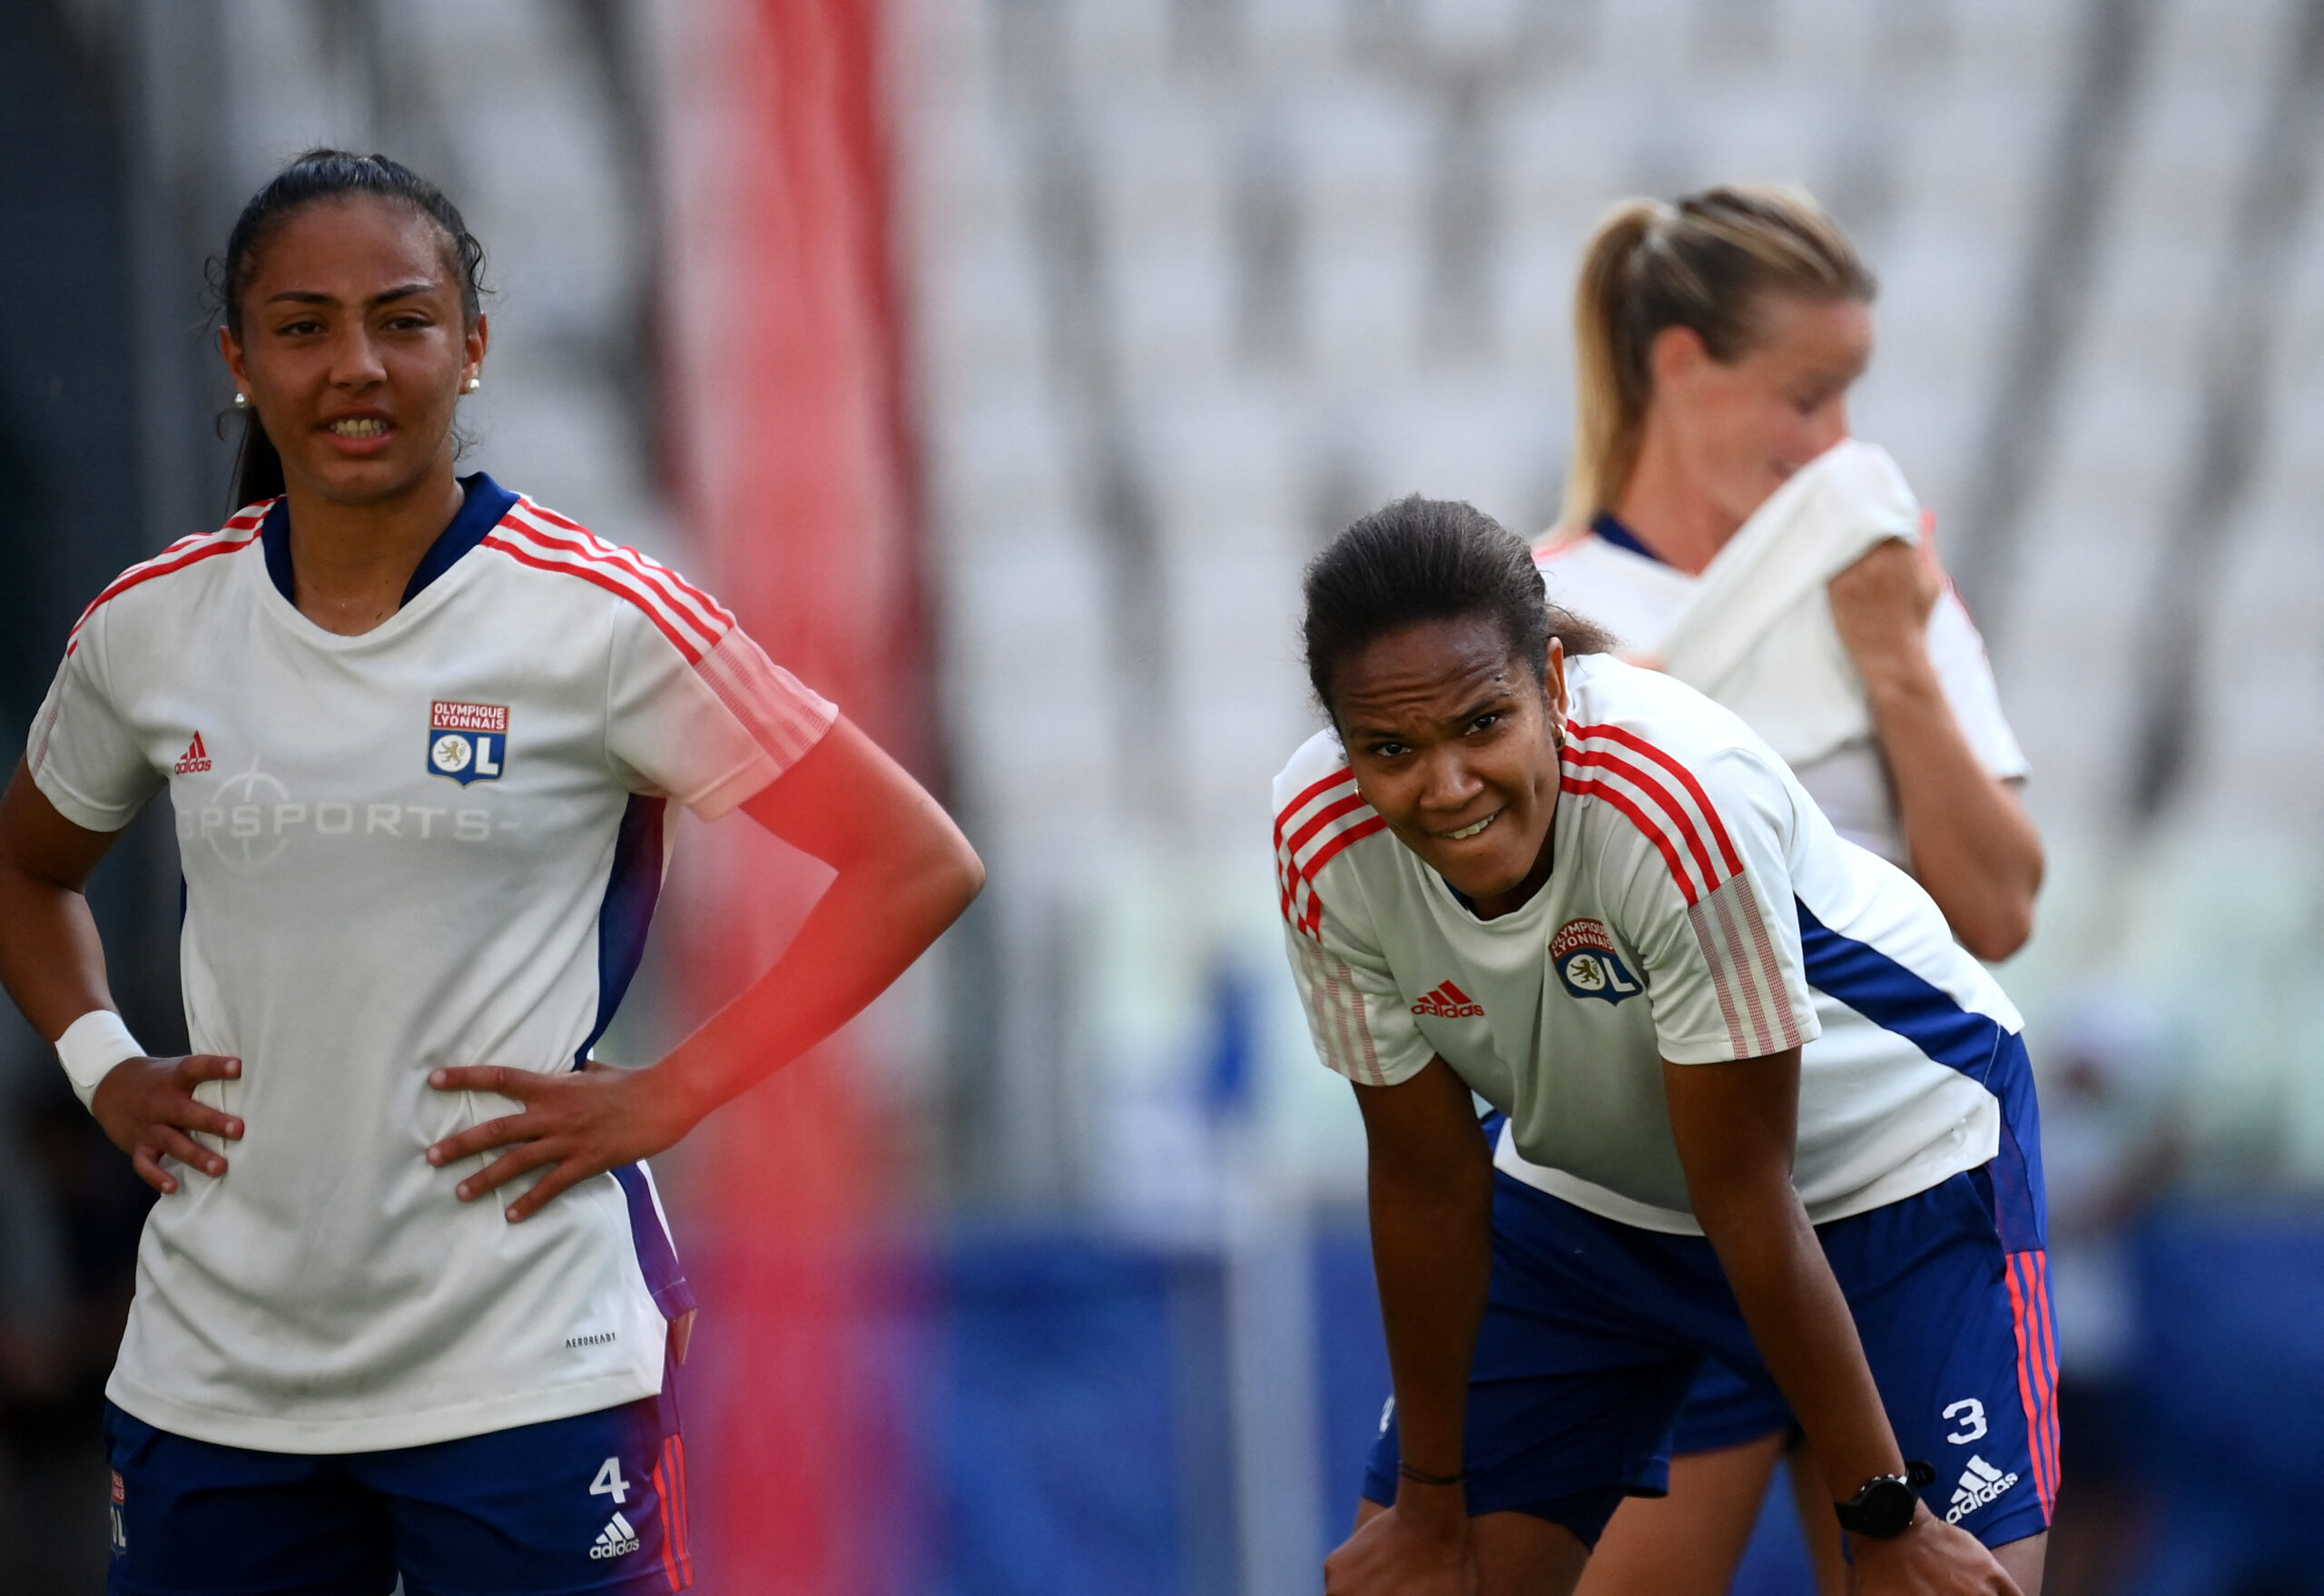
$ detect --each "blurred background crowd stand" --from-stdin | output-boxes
[5,0,2324,1591]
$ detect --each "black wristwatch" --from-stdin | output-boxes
[1834,1462,1935,1538]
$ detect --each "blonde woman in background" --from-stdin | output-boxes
[1533,187,2046,1594]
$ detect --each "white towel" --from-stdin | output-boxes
[1656,438,1921,770]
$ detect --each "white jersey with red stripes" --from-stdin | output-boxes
[27,475,834,1453]
[1275,652,2023,1235]
[1535,515,2028,867]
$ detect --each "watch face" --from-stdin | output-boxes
[1852,1476,1920,1538]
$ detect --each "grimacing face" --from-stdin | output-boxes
[221,195,487,508]
[1330,616,1570,918]
[1648,291,1873,529]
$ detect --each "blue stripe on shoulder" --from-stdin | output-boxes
[1796,900,2046,1251]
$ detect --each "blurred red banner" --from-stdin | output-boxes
[659,0,928,1590]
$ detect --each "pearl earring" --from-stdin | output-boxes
[233,392,249,409]
[464,376,482,394]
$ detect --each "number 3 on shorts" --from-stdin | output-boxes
[590,1456,631,1504]
[1943,1397,1987,1444]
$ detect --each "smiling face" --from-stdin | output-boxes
[221,195,486,508]
[1330,615,1570,918]
[1646,291,1873,528]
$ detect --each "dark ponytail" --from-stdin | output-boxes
[212,149,487,513]
[1303,496,1612,718]
[227,405,289,511]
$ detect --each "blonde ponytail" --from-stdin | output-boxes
[1563,201,1667,529]
[1559,184,1876,528]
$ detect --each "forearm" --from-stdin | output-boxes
[1696,1176,1902,1499]
[1370,1135,1494,1485]
[0,864,115,1041]
[645,838,979,1124]
[1324,1086,1493,1596]
[1857,655,2043,960]
[424,723,982,1217]
[0,762,131,1043]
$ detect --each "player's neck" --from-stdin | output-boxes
[1466,786,1560,920]
[1610,431,1742,576]
[281,467,467,636]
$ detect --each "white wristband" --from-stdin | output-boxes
[56,1010,146,1110]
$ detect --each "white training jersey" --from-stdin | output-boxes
[1275,654,2044,1240]
[1536,516,2027,865]
[29,476,835,1454]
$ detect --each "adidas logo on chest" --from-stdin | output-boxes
[1411,980,1484,1020]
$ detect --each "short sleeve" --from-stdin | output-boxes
[1927,591,2029,781]
[27,609,163,832]
[604,606,838,820]
[1282,891,1434,1089]
[1607,744,1821,1065]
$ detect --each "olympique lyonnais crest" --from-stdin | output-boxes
[1551,918,1641,1005]
[427,700,509,785]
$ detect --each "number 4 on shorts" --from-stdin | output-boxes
[590,1456,631,1504]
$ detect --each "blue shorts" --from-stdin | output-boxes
[1669,1355,1794,1454]
[1363,1163,2059,1550]
[103,1386,692,1596]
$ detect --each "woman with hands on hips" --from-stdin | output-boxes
[0,151,980,1595]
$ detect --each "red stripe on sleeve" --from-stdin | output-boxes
[517,499,735,627]
[1292,814,1387,935]
[1569,721,1747,875]
[1283,791,1371,862]
[503,508,734,637]
[65,534,259,655]
[1274,767,1357,847]
[481,536,706,663]
[1681,901,1753,1057]
[494,517,727,652]
[1275,773,1366,926]
[1561,743,1721,891]
[1560,774,1699,905]
[1699,884,1780,1055]
[1280,793,1375,925]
